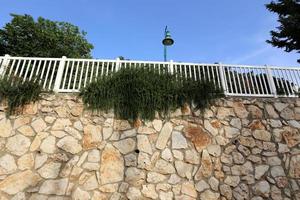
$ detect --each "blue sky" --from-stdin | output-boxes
[0,0,299,66]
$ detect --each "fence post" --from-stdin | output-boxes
[0,54,10,77]
[53,56,67,93]
[115,57,120,72]
[169,60,174,74]
[265,65,277,97]
[218,63,228,96]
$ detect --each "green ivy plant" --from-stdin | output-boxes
[80,67,224,121]
[0,76,43,115]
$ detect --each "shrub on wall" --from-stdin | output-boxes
[80,67,224,121]
[0,76,43,115]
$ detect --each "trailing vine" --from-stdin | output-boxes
[0,76,43,115]
[80,67,224,121]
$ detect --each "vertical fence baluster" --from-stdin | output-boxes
[67,61,75,89]
[218,63,228,95]
[48,60,58,90]
[53,56,66,92]
[8,59,16,77]
[28,60,37,81]
[73,61,80,90]
[0,54,10,77]
[265,65,277,97]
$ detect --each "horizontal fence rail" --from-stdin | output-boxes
[0,55,299,97]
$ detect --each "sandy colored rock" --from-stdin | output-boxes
[17,153,34,170]
[181,181,197,198]
[253,130,271,141]
[6,134,31,156]
[125,167,146,186]
[82,175,101,191]
[282,129,300,147]
[137,135,152,154]
[31,118,47,133]
[57,136,82,154]
[52,119,72,130]
[185,149,200,164]
[40,135,56,154]
[233,102,248,118]
[156,122,173,150]
[289,155,300,178]
[184,126,211,152]
[280,107,294,120]
[0,118,13,138]
[224,126,240,138]
[153,119,163,132]
[266,104,278,118]
[99,183,118,193]
[195,150,213,179]
[172,131,188,149]
[154,159,175,174]
[113,138,136,154]
[142,184,158,199]
[252,181,270,198]
[0,154,17,175]
[22,103,38,115]
[255,165,269,180]
[175,160,193,179]
[17,125,35,136]
[100,144,124,184]
[114,120,131,131]
[200,189,220,200]
[65,126,82,140]
[147,172,167,183]
[71,105,83,117]
[103,127,113,140]
[217,107,234,119]
[126,187,143,200]
[38,162,61,179]
[30,132,49,151]
[13,117,31,129]
[83,125,102,150]
[224,176,240,187]
[0,170,41,195]
[247,105,263,118]
[39,178,68,195]
[72,187,90,199]
[248,120,265,130]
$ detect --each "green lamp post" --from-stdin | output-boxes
[162,26,174,62]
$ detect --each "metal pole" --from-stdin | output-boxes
[164,26,168,62]
[164,45,167,62]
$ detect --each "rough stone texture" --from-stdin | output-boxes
[0,170,41,195]
[156,122,173,150]
[57,136,82,154]
[6,134,31,156]
[172,131,187,149]
[0,154,17,175]
[0,94,299,199]
[100,144,124,184]
[39,178,68,195]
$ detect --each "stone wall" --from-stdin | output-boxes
[0,94,299,200]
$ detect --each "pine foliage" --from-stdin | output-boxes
[266,0,300,63]
[80,67,224,121]
[0,76,42,115]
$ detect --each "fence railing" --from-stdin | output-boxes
[0,55,299,97]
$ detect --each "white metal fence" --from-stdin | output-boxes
[0,55,300,97]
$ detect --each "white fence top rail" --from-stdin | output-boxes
[0,55,299,97]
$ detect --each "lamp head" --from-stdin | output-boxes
[162,30,174,46]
